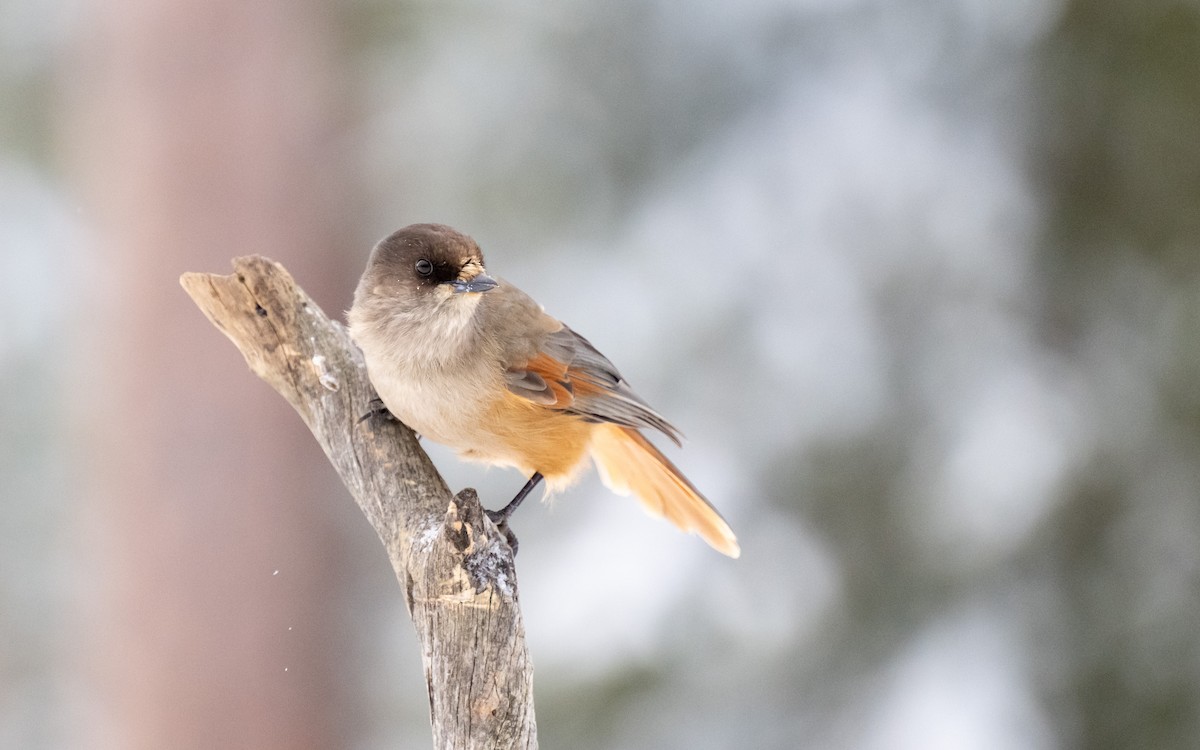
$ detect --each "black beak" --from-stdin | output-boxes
[451,273,498,294]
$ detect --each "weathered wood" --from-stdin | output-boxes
[180,256,537,750]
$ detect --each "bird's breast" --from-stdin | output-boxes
[366,358,499,449]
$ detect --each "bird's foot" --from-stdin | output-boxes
[481,472,544,557]
[484,509,520,555]
[357,396,396,424]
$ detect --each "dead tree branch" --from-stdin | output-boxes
[180,256,537,750]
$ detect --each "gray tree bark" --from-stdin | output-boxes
[181,256,537,750]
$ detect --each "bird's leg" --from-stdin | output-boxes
[357,396,396,424]
[486,472,543,554]
[490,472,543,521]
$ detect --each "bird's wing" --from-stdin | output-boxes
[504,324,683,446]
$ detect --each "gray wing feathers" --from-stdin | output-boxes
[505,368,565,406]
[484,283,684,444]
[547,327,683,446]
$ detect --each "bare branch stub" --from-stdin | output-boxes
[180,256,537,750]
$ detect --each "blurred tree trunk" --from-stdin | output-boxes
[62,1,364,748]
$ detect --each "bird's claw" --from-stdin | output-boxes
[485,509,520,556]
[358,397,396,424]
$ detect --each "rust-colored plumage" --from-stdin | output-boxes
[591,424,739,557]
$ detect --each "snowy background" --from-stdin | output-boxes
[3,0,1199,748]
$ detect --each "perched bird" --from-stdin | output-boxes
[348,223,739,557]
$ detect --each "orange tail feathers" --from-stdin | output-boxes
[589,423,740,558]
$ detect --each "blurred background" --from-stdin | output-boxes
[2,0,1199,747]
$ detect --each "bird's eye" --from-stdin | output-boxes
[415,259,433,277]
